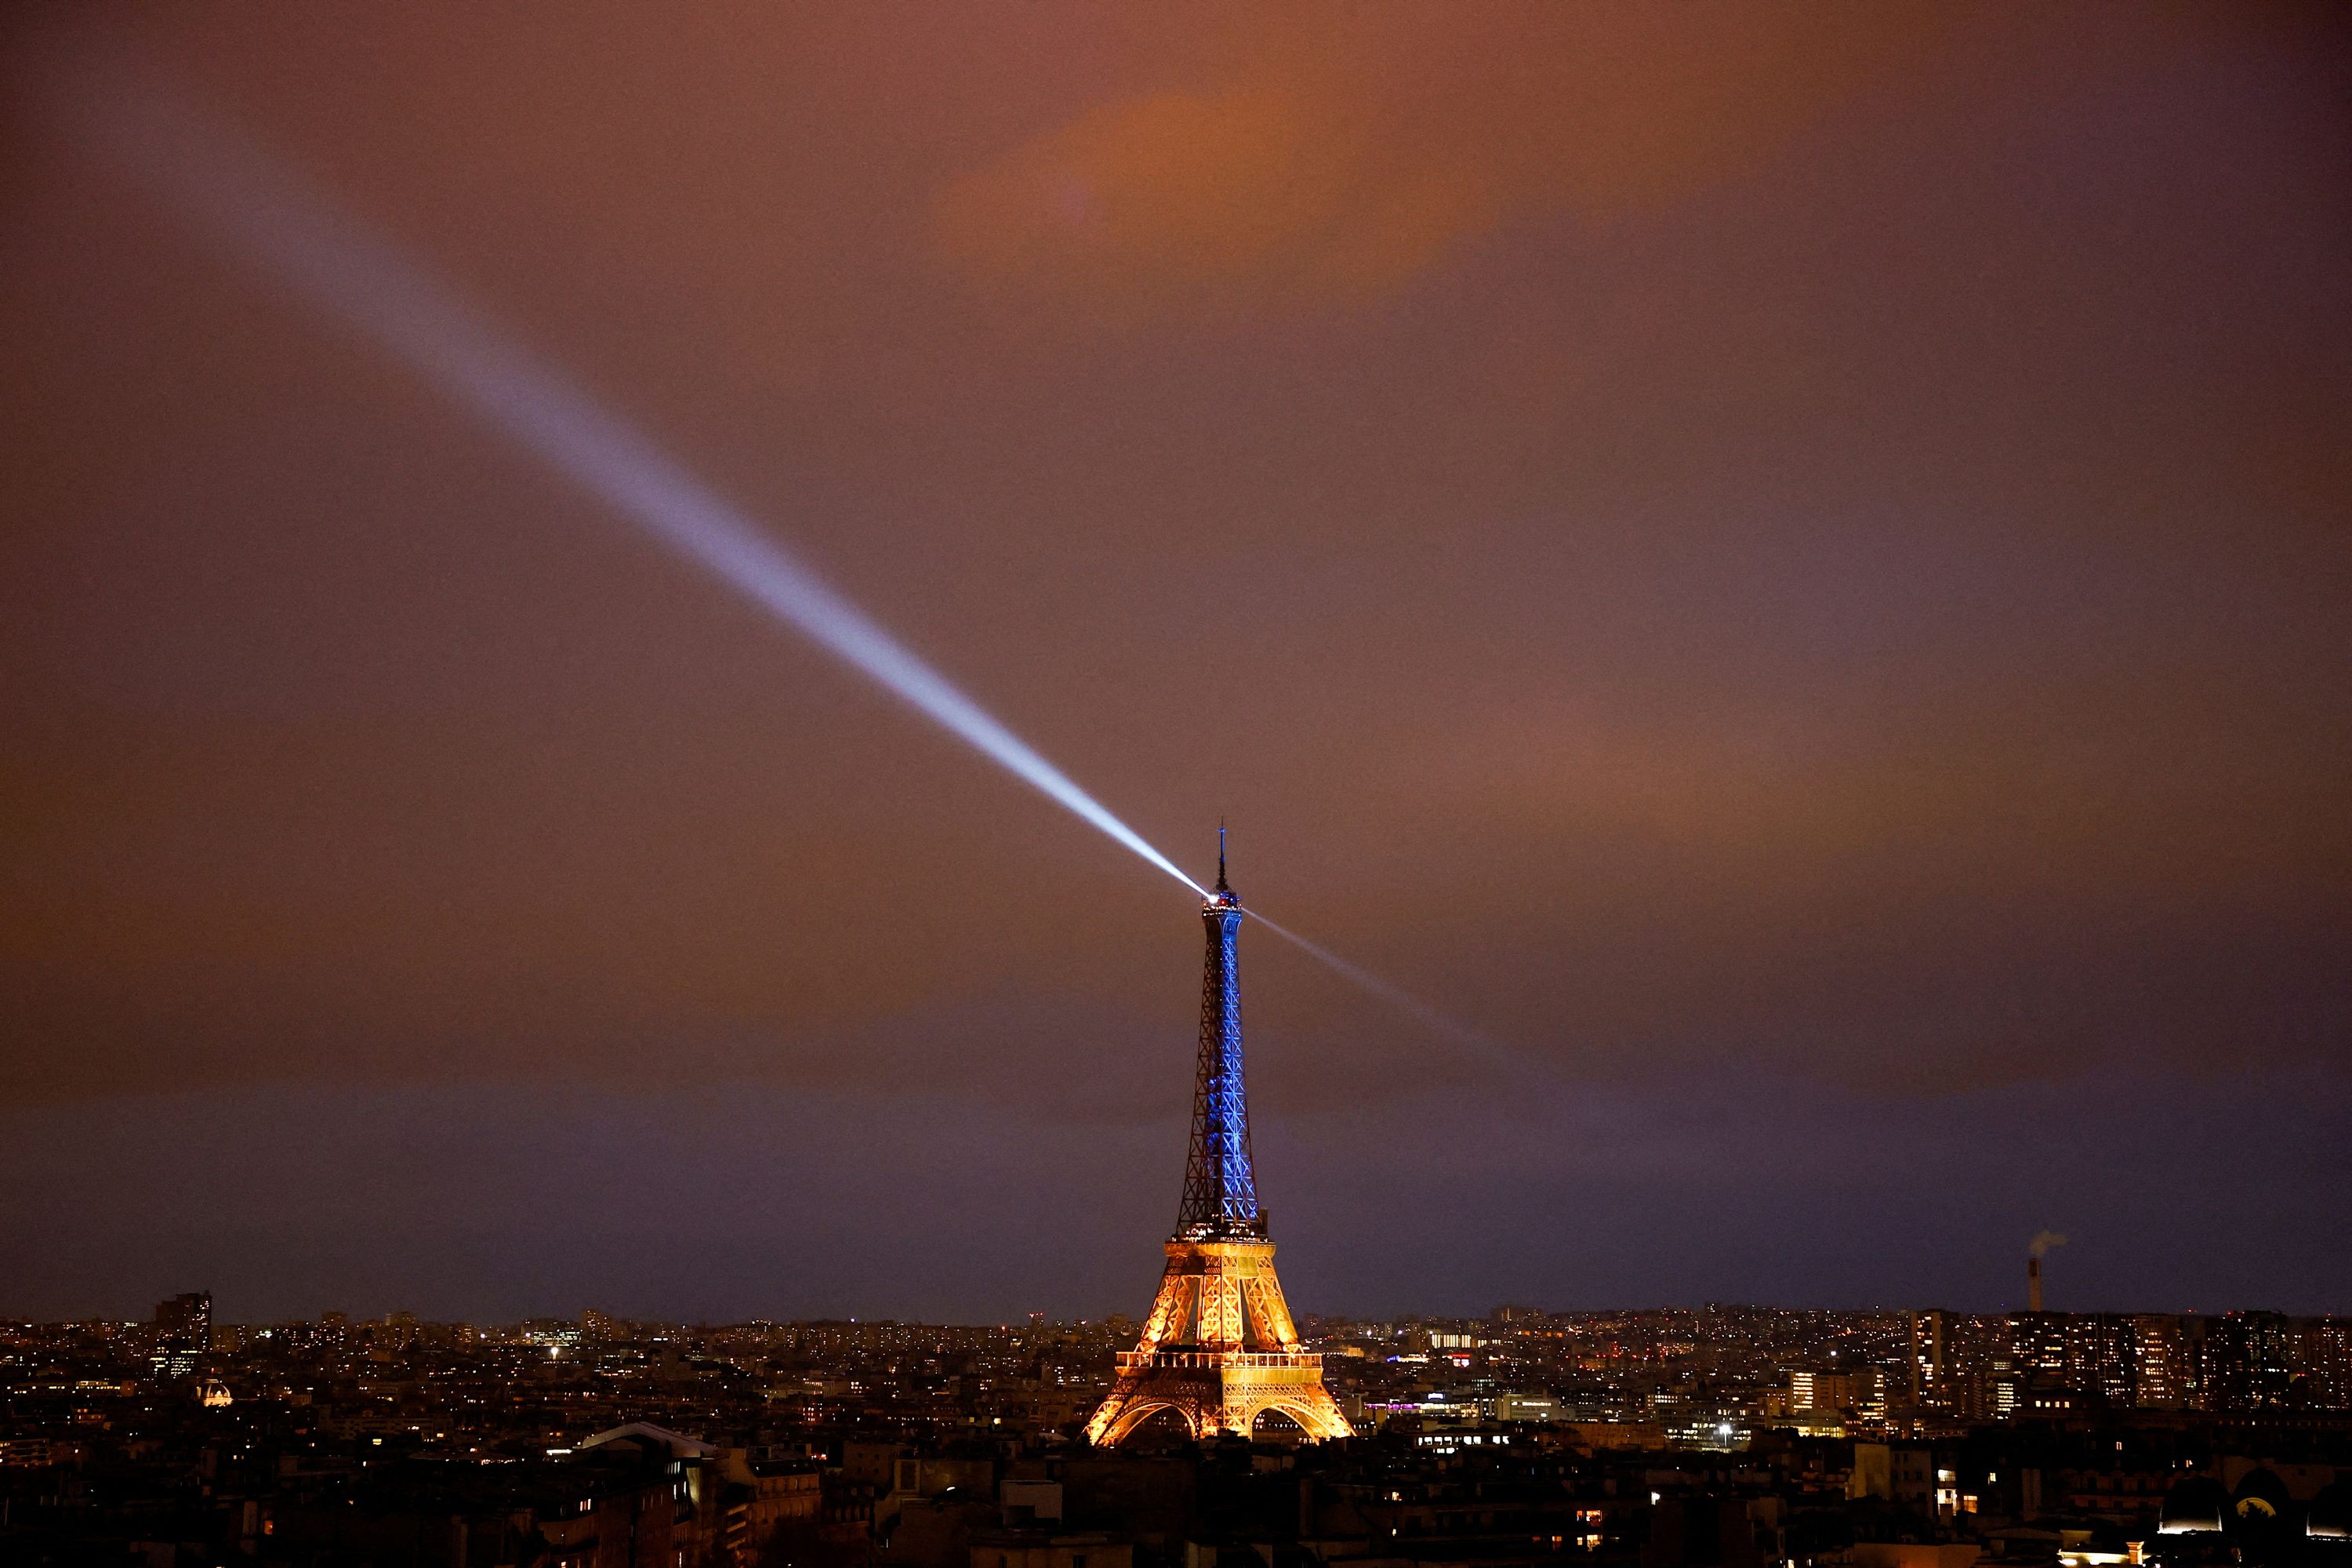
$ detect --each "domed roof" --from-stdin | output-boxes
[2307,1478,2352,1540]
[2160,1476,2228,1535]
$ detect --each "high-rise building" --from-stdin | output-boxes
[1991,1312,2070,1417]
[2130,1314,2198,1408]
[2009,1312,2069,1382]
[1908,1310,1947,1403]
[2296,1317,2352,1409]
[1933,1313,2002,1421]
[1084,838,1351,1445]
[2203,1311,2295,1411]
[151,1291,212,1378]
[2066,1314,2138,1406]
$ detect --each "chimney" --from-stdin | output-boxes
[2027,1255,2042,1312]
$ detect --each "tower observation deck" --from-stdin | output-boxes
[1083,832,1352,1446]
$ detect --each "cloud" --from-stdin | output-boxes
[936,80,1491,308]
[935,6,1951,310]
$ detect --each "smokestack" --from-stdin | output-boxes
[2025,1230,2067,1312]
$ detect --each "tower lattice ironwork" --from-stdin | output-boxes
[1084,832,1352,1446]
[1179,830,1260,1238]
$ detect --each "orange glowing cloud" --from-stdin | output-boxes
[935,6,1953,310]
[937,78,1494,307]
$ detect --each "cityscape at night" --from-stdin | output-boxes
[5,1292,2352,1566]
[5,2,2350,1566]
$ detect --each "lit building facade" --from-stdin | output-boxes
[2132,1313,2198,1407]
[150,1290,212,1379]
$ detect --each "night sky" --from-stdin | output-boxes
[3,4,2347,1325]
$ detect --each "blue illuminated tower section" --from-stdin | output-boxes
[1180,829,1261,1237]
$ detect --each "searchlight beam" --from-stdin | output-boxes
[49,60,1206,902]
[41,54,1502,1058]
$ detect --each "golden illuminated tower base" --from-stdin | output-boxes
[1085,1236,1352,1445]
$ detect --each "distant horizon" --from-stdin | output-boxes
[9,1065,2344,1327]
[18,1295,2339,1330]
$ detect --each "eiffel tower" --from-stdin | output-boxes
[1084,832,1352,1445]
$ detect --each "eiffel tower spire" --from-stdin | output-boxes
[1179,827,1258,1238]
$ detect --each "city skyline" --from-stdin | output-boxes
[11,1290,2349,1566]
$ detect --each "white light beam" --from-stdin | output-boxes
[48,58,1207,902]
[40,52,1512,1063]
